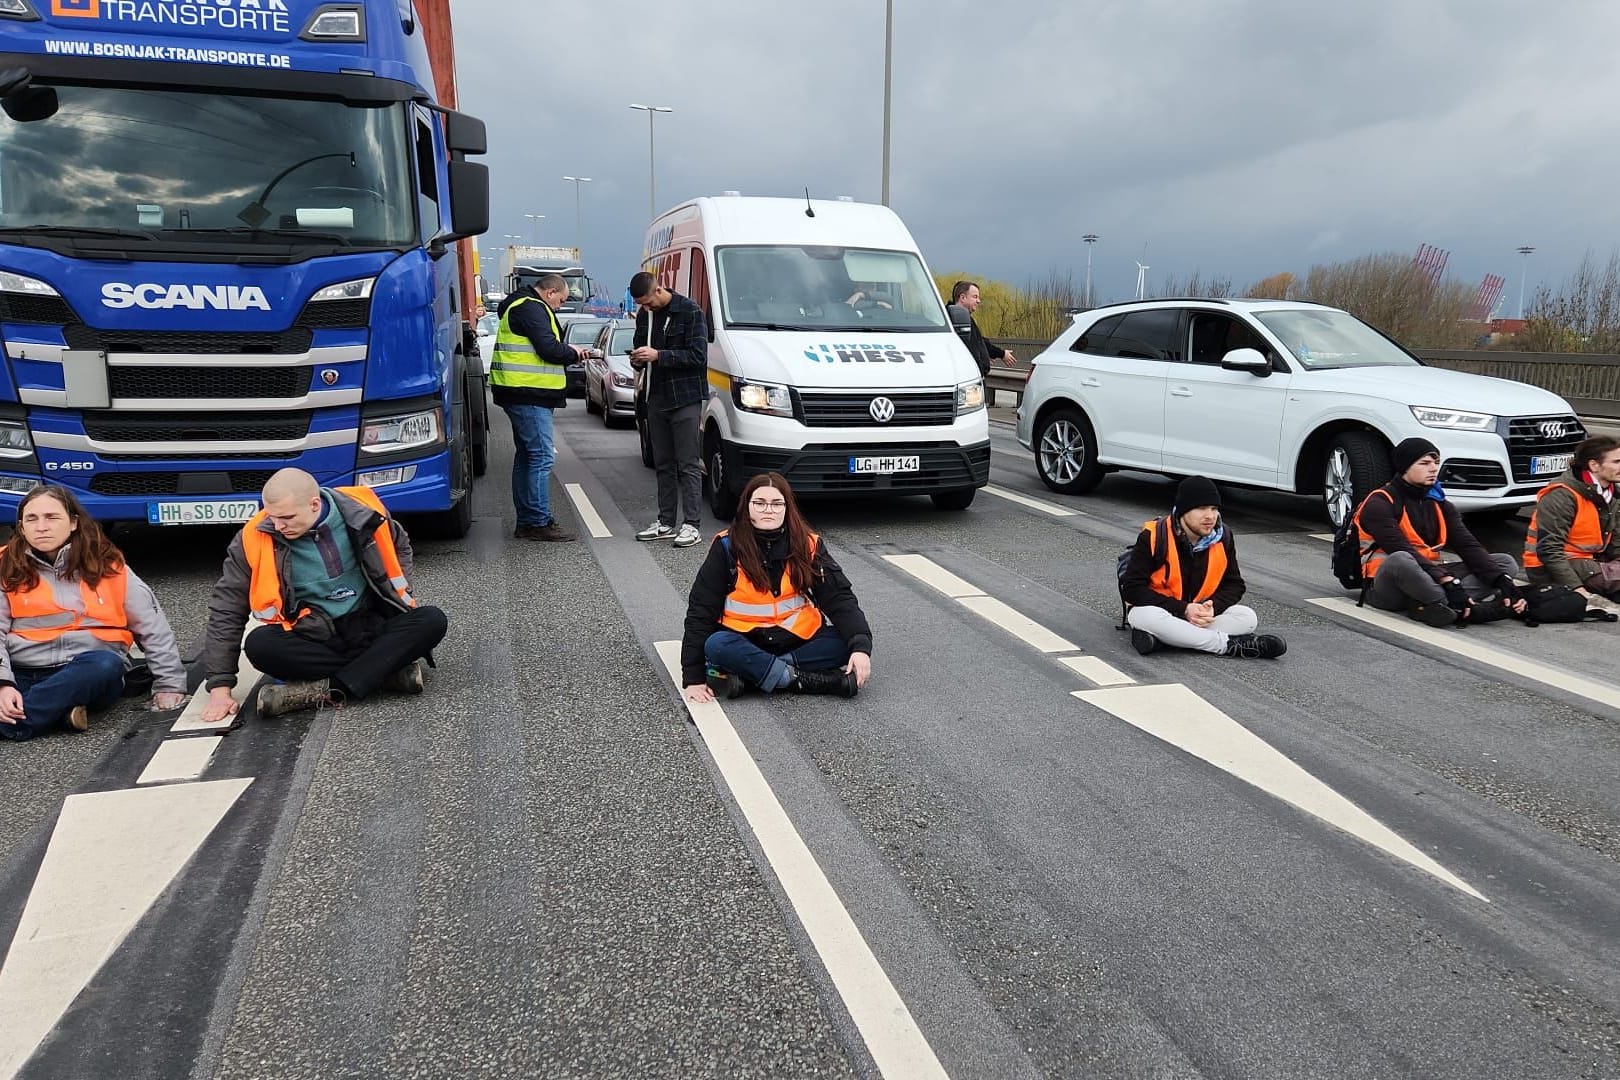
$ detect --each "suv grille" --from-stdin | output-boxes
[108,366,311,400]
[82,410,313,442]
[0,293,75,324]
[64,325,313,355]
[90,469,277,497]
[1441,459,1508,490]
[1505,414,1585,483]
[796,391,957,428]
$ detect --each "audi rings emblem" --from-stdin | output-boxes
[869,396,896,423]
[320,369,340,386]
[1539,419,1570,439]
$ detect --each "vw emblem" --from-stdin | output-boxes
[869,396,896,423]
[1539,419,1569,439]
[320,369,340,386]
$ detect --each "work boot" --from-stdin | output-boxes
[1130,629,1160,656]
[257,678,337,717]
[384,659,425,694]
[66,705,89,732]
[1408,602,1462,628]
[705,669,746,700]
[513,524,544,540]
[1223,633,1287,659]
[787,667,859,697]
[533,522,577,542]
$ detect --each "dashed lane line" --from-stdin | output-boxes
[138,736,223,785]
[881,553,984,599]
[565,482,612,538]
[982,485,1080,517]
[1058,655,1136,687]
[1308,596,1620,713]
[1308,533,1335,542]
[955,594,1080,654]
[1074,683,1486,901]
[653,640,949,1080]
[0,779,254,1080]
[171,628,261,734]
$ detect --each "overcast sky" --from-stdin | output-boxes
[449,0,1615,314]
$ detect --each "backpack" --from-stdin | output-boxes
[1332,488,1392,598]
[1519,583,1615,625]
[1116,519,1168,630]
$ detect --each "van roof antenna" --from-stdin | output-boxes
[804,187,815,218]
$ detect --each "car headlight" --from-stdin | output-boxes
[611,372,636,388]
[735,379,795,418]
[361,406,444,455]
[0,270,58,296]
[0,420,33,459]
[957,378,985,414]
[310,277,375,302]
[1411,406,1496,432]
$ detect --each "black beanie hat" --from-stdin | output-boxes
[1174,475,1222,516]
[1391,437,1441,477]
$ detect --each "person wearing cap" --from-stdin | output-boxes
[1120,476,1287,659]
[1356,437,1526,626]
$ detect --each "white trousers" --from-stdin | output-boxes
[1126,604,1258,654]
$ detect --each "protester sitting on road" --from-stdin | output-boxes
[1122,476,1287,659]
[199,468,448,722]
[1357,437,1526,626]
[681,472,873,701]
[0,485,187,741]
[1524,434,1620,607]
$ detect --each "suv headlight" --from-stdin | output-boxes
[1411,406,1496,432]
[957,378,985,414]
[0,270,58,296]
[361,406,444,455]
[735,378,795,418]
[0,420,33,459]
[310,277,375,302]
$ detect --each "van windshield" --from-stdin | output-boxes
[716,245,948,332]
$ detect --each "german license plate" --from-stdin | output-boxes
[147,500,259,525]
[848,455,920,475]
[1531,453,1572,476]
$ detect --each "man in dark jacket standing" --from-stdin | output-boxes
[1523,434,1620,606]
[491,274,581,542]
[951,280,1015,377]
[1122,476,1286,658]
[628,271,710,548]
[1357,437,1525,625]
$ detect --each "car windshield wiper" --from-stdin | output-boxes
[0,225,157,241]
[159,227,354,246]
[727,321,820,331]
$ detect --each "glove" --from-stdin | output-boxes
[1443,581,1470,610]
[1492,574,1521,602]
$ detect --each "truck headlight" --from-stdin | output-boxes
[0,420,34,459]
[1411,406,1496,432]
[361,406,444,455]
[735,379,795,418]
[310,277,375,302]
[957,378,985,414]
[0,270,58,296]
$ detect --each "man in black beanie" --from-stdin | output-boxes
[1120,475,1287,658]
[1356,437,1526,626]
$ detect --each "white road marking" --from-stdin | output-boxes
[1308,596,1620,713]
[654,641,948,1080]
[565,482,612,538]
[0,779,253,1079]
[1308,533,1335,542]
[882,553,985,598]
[1059,655,1136,686]
[1073,683,1485,901]
[171,628,260,733]
[137,736,221,785]
[956,595,1080,653]
[982,484,1080,517]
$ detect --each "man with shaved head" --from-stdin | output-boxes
[199,468,448,722]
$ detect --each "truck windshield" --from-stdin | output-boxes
[716,245,948,332]
[1254,309,1422,370]
[509,269,592,304]
[0,85,415,248]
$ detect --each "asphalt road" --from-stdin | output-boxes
[2,403,1618,1079]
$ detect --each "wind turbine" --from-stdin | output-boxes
[1134,244,1151,301]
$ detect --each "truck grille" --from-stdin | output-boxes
[0,293,75,324]
[108,367,311,400]
[63,325,313,355]
[1505,414,1585,483]
[82,411,313,442]
[90,470,277,497]
[796,390,957,428]
[295,299,371,328]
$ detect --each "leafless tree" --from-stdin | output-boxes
[1302,252,1477,348]
[1511,249,1620,353]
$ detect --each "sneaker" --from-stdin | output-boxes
[636,521,675,542]
[257,678,336,717]
[705,670,746,700]
[1223,633,1287,659]
[673,523,702,548]
[533,522,577,542]
[384,659,425,694]
[1130,629,1159,656]
[66,705,89,732]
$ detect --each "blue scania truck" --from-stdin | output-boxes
[0,0,490,536]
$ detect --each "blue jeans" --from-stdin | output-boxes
[503,403,556,527]
[704,626,852,693]
[0,649,126,741]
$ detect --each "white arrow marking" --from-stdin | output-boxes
[0,778,253,1079]
[1074,683,1485,901]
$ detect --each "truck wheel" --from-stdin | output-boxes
[466,381,489,478]
[1035,407,1104,494]
[1323,431,1388,529]
[931,488,977,511]
[423,433,474,539]
[704,429,737,520]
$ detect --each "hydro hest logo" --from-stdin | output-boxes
[101,282,272,311]
[804,343,926,365]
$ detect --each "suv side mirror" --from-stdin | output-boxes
[946,302,972,339]
[1220,347,1271,376]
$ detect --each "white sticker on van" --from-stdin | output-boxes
[805,343,926,364]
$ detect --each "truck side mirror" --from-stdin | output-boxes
[946,303,973,339]
[441,160,489,242]
[444,110,487,156]
[0,69,57,123]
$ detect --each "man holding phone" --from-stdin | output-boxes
[627,271,710,549]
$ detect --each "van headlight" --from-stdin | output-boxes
[361,406,444,456]
[735,378,795,418]
[956,378,985,414]
[1411,406,1495,432]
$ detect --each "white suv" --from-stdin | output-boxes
[1015,299,1585,526]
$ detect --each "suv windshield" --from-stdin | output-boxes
[0,86,415,248]
[1255,309,1420,370]
[716,245,948,331]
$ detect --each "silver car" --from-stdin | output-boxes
[585,319,638,428]
[474,312,498,375]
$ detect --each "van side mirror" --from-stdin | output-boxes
[442,160,489,241]
[1220,347,1271,376]
[946,303,972,339]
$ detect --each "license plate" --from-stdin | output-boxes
[147,500,259,525]
[1531,453,1572,476]
[848,455,921,475]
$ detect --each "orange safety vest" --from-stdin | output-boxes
[1356,488,1447,579]
[242,485,416,631]
[8,563,134,646]
[1524,482,1611,569]
[1142,517,1227,603]
[718,531,826,639]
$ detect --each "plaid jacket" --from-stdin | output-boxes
[634,291,710,411]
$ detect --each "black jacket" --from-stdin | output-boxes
[680,530,873,686]
[1120,518,1246,618]
[964,314,1004,377]
[492,287,572,409]
[633,291,710,411]
[1358,480,1498,584]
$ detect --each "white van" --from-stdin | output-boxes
[638,195,990,517]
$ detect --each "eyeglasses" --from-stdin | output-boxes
[749,499,787,511]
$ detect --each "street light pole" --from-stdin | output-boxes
[562,175,592,257]
[629,104,673,221]
[1515,244,1536,319]
[881,0,893,207]
[1082,233,1099,307]
[524,213,544,243]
